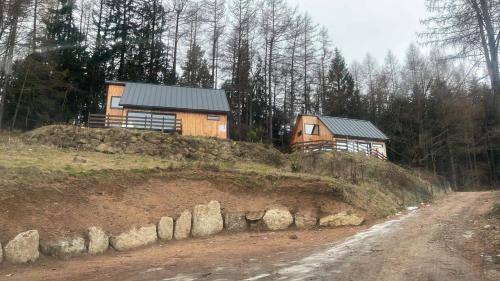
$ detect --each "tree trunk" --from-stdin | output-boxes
[118,0,129,79]
[11,68,29,129]
[172,10,181,82]
[211,0,218,89]
[0,11,20,129]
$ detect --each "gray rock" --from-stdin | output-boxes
[95,143,120,154]
[41,236,86,257]
[192,201,224,238]
[158,216,174,240]
[174,210,192,240]
[110,225,157,251]
[246,211,265,221]
[319,212,364,227]
[0,242,3,263]
[4,230,39,264]
[87,227,109,255]
[295,209,318,229]
[224,212,247,232]
[262,207,294,230]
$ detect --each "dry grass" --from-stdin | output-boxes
[0,131,447,219]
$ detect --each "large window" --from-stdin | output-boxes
[110,96,123,109]
[126,112,176,131]
[304,124,319,135]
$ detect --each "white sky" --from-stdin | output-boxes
[288,0,428,64]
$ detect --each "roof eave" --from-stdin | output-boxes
[332,134,389,142]
[121,104,230,114]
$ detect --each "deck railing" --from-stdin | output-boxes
[88,114,182,133]
[290,140,387,160]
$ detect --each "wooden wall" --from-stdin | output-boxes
[104,84,228,139]
[105,84,126,116]
[290,115,334,144]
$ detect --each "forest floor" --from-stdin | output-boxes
[0,191,498,281]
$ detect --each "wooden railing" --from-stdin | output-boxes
[290,140,387,160]
[88,114,182,133]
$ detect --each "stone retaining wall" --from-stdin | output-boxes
[0,200,364,265]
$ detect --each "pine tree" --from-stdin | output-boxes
[42,0,89,122]
[324,49,357,117]
[179,44,212,88]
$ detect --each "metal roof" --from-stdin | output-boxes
[318,116,389,140]
[112,81,230,113]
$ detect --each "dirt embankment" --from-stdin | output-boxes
[0,126,450,242]
[0,168,358,240]
[24,125,286,167]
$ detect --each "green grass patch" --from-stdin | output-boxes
[489,203,500,218]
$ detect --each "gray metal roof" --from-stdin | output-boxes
[113,81,230,113]
[319,116,389,140]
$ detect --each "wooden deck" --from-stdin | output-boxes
[88,114,182,133]
[290,140,387,160]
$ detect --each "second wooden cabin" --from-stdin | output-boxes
[290,114,389,159]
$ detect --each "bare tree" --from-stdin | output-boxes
[261,0,292,141]
[0,0,30,129]
[171,0,188,82]
[422,0,500,121]
[204,0,225,88]
[285,14,303,123]
[318,25,332,114]
[301,12,318,114]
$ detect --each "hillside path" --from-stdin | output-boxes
[1,192,498,281]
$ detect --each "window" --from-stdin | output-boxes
[208,115,220,121]
[126,111,176,131]
[110,96,123,109]
[304,124,319,135]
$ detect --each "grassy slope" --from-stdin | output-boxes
[1,127,448,220]
[291,151,450,216]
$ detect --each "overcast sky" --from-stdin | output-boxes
[288,0,428,64]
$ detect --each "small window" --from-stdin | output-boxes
[110,96,123,109]
[208,115,220,121]
[304,124,319,135]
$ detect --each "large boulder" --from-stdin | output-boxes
[87,227,109,255]
[158,216,174,241]
[174,210,192,240]
[224,212,248,232]
[41,236,86,258]
[262,207,294,231]
[319,212,364,227]
[110,225,157,251]
[295,209,318,229]
[192,201,224,238]
[4,230,39,264]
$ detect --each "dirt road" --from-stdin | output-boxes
[1,192,498,281]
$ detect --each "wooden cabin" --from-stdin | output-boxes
[89,81,230,139]
[290,114,389,159]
